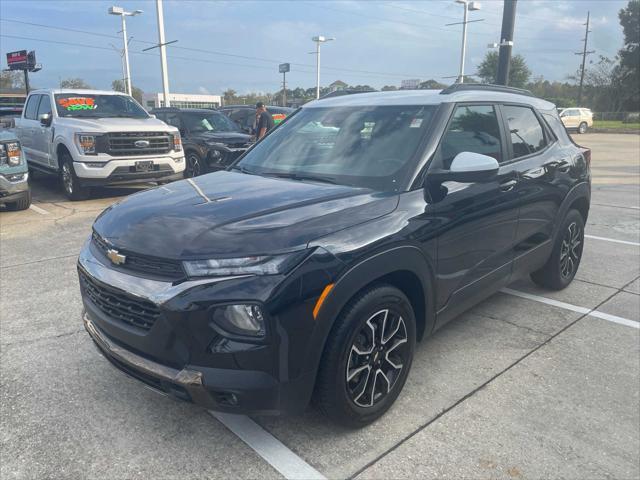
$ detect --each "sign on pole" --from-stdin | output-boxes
[279,63,290,73]
[6,50,28,70]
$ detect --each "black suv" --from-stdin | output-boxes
[219,105,294,135]
[80,85,590,427]
[152,107,252,177]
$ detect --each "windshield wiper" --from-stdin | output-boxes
[231,165,258,175]
[262,172,339,185]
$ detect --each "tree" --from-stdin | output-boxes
[0,71,25,89]
[112,79,143,103]
[60,78,92,89]
[381,85,398,91]
[477,51,531,88]
[617,0,639,109]
[223,89,238,104]
[419,79,446,89]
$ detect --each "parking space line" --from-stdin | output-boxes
[585,234,640,247]
[29,204,49,215]
[210,412,326,480]
[502,288,639,329]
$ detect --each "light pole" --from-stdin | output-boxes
[453,0,481,83]
[108,6,142,96]
[311,36,334,99]
[155,0,171,107]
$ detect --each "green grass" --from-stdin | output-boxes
[593,120,640,130]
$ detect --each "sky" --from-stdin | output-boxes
[0,0,629,95]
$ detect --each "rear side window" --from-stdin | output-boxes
[439,104,503,168]
[503,105,546,159]
[24,95,40,120]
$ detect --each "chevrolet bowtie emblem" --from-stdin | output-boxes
[106,248,126,265]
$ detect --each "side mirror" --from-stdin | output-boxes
[39,113,52,127]
[429,152,499,184]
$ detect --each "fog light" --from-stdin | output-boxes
[212,304,265,337]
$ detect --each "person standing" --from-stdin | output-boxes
[255,102,274,140]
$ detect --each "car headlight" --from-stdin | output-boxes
[5,142,22,166]
[212,304,266,337]
[182,250,310,278]
[172,133,182,152]
[75,133,102,155]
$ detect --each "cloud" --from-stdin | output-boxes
[198,86,211,94]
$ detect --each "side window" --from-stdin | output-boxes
[164,113,182,130]
[503,105,546,159]
[36,95,52,118]
[24,95,40,120]
[439,104,502,168]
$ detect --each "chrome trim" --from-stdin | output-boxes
[78,238,250,305]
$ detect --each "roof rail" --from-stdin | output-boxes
[440,83,533,97]
[319,88,376,100]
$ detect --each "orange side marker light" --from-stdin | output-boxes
[313,283,334,319]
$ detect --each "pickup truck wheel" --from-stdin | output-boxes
[185,151,204,178]
[314,284,416,428]
[578,122,588,134]
[60,155,90,201]
[5,190,31,211]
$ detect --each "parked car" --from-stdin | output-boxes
[151,107,253,177]
[0,106,23,129]
[79,85,591,427]
[559,107,593,134]
[219,105,294,135]
[0,131,31,210]
[13,89,185,200]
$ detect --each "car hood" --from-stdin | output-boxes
[94,171,398,259]
[55,116,177,133]
[191,131,253,145]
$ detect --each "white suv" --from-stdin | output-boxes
[559,107,593,134]
[14,89,185,200]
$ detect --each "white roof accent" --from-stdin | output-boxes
[304,89,556,110]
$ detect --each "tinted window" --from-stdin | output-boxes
[36,95,52,118]
[439,105,502,168]
[54,93,148,118]
[183,111,240,133]
[237,105,436,191]
[163,112,182,129]
[503,105,546,158]
[24,94,40,120]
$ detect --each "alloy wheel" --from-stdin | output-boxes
[62,163,73,194]
[560,221,582,279]
[186,154,201,178]
[346,309,409,408]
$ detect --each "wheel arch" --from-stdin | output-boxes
[556,182,591,238]
[55,141,73,170]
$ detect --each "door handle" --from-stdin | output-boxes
[499,179,517,192]
[555,159,571,173]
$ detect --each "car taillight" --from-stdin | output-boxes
[582,148,591,169]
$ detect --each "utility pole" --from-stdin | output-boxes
[108,7,142,96]
[496,0,517,85]
[311,36,334,99]
[282,71,287,107]
[155,0,171,107]
[576,11,595,106]
[449,1,482,84]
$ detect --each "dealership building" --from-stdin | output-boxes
[142,92,223,110]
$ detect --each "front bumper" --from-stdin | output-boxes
[78,239,320,415]
[73,154,185,185]
[0,171,29,199]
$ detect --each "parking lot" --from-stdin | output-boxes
[1,132,638,479]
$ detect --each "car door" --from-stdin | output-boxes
[18,94,41,163]
[423,103,520,325]
[32,93,54,167]
[502,104,576,276]
[562,109,579,129]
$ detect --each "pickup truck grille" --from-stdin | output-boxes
[92,232,185,280]
[107,132,171,157]
[79,269,160,331]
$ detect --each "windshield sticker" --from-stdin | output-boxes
[57,97,97,111]
[409,118,423,128]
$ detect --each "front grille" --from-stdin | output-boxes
[79,269,160,331]
[107,132,171,157]
[92,232,185,280]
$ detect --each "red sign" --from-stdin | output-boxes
[7,50,28,69]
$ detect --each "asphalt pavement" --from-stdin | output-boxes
[1,133,638,479]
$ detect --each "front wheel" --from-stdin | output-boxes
[314,285,416,428]
[578,122,588,134]
[184,151,205,178]
[5,190,31,211]
[60,154,90,201]
[531,209,584,290]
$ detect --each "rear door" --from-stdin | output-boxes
[426,103,520,324]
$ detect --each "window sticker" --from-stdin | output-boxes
[410,118,423,128]
[57,97,97,111]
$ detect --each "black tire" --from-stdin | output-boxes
[59,153,90,201]
[5,190,31,211]
[314,284,416,428]
[578,122,588,134]
[185,151,205,178]
[531,209,585,290]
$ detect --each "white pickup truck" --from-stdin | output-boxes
[14,89,185,200]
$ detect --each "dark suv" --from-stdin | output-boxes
[80,85,590,427]
[219,105,294,135]
[152,108,252,177]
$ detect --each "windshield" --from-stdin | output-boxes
[183,111,240,133]
[54,93,148,118]
[235,105,435,191]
